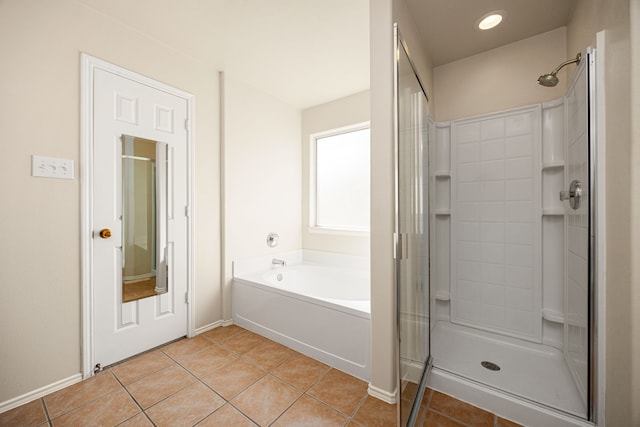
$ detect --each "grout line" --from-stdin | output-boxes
[109,367,145,415]
[40,397,51,425]
[226,400,261,426]
[44,370,124,422]
[267,388,305,426]
[346,388,369,423]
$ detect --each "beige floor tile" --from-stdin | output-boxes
[401,382,419,402]
[219,330,267,355]
[43,371,122,418]
[112,350,175,385]
[126,364,196,409]
[352,395,396,427]
[497,416,524,427]
[307,368,368,416]
[49,388,139,427]
[0,399,47,427]
[179,344,237,378]
[420,410,466,427]
[272,395,346,427]
[428,391,494,427]
[231,374,302,426]
[271,353,330,391]
[145,382,225,427]
[241,340,295,371]
[200,325,245,343]
[118,412,154,426]
[198,404,257,426]
[200,359,265,400]
[161,336,214,363]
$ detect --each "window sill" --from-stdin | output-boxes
[307,227,369,237]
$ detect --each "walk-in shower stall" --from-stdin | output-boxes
[395,26,599,426]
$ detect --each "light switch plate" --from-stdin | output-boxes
[32,155,74,179]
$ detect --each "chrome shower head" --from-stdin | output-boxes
[537,52,582,87]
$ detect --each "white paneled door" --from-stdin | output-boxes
[89,62,190,370]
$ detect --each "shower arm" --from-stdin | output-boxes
[549,53,582,77]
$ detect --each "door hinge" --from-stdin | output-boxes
[394,232,408,260]
[184,118,189,131]
[185,205,190,217]
[185,292,190,304]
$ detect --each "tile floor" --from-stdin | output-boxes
[0,325,522,426]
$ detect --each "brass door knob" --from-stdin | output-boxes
[99,228,112,239]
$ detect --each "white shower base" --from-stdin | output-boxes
[431,321,586,420]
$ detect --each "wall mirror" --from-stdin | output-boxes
[121,135,168,303]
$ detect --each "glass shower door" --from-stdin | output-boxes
[395,26,432,427]
[563,49,594,419]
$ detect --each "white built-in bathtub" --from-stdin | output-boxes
[232,250,370,380]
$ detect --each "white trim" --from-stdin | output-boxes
[0,374,82,414]
[306,226,369,237]
[429,368,596,427]
[80,53,195,378]
[193,319,234,336]
[595,30,607,427]
[367,383,397,404]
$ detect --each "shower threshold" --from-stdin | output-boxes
[430,321,586,418]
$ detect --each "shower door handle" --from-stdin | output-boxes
[559,179,582,210]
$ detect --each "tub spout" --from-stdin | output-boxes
[272,258,286,267]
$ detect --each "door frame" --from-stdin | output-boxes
[80,53,195,378]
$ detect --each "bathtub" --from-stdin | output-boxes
[232,250,371,380]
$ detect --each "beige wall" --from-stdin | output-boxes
[0,0,222,403]
[222,76,302,320]
[631,2,640,423]
[568,0,636,425]
[434,27,567,122]
[370,0,396,397]
[301,91,371,257]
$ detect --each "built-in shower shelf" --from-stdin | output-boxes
[542,309,565,324]
[434,290,450,301]
[434,171,451,178]
[541,161,565,170]
[542,209,564,216]
[434,209,451,216]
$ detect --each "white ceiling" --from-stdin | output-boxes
[79,0,370,110]
[403,0,576,66]
[79,0,577,109]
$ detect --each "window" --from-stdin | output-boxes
[310,124,370,232]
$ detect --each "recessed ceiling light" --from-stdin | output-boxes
[476,10,506,30]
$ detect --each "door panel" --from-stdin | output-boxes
[563,51,591,410]
[93,69,188,368]
[396,30,431,427]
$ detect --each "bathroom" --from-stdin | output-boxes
[0,0,638,426]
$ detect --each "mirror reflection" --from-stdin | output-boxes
[121,135,168,303]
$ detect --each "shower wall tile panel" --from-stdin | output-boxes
[450,106,542,342]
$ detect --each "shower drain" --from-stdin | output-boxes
[481,361,501,371]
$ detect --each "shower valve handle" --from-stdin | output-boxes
[559,179,582,210]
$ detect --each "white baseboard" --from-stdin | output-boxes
[0,373,82,414]
[368,383,397,404]
[194,319,234,336]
